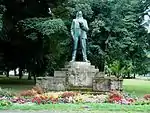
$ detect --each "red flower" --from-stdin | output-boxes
[113,96,122,101]
[32,97,42,104]
[144,94,150,100]
[127,98,134,103]
[61,92,77,98]
[107,90,124,103]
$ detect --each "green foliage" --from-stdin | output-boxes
[17,18,67,38]
[108,60,123,77]
[67,0,93,20]
[0,14,2,30]
[0,0,69,77]
[0,100,12,107]
[0,88,15,97]
[107,60,133,77]
[0,5,5,14]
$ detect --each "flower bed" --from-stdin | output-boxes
[0,87,150,107]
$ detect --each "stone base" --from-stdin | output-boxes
[66,62,99,89]
[93,76,123,92]
[36,77,66,91]
[36,61,123,92]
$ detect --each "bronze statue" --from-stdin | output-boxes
[70,11,89,62]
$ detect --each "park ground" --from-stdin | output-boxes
[0,111,149,113]
[0,76,150,113]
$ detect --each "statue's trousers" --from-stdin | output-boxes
[72,37,87,61]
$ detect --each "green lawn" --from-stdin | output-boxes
[0,75,34,93]
[123,79,150,96]
[1,103,150,113]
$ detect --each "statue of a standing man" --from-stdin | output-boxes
[70,11,89,62]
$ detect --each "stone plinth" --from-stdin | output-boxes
[110,77,123,91]
[93,76,123,92]
[54,71,66,77]
[36,61,123,92]
[66,62,99,90]
[36,77,66,91]
[93,77,110,92]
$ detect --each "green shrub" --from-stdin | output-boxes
[0,100,12,107]
[0,88,15,97]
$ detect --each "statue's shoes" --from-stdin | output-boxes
[83,59,90,63]
[70,60,75,62]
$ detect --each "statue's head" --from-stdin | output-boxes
[76,11,83,19]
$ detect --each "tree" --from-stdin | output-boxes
[0,0,68,80]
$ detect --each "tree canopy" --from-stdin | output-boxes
[0,0,149,78]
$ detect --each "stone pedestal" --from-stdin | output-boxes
[36,61,123,92]
[66,62,99,90]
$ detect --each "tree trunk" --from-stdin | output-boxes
[33,74,36,84]
[28,72,32,80]
[6,69,9,77]
[19,68,23,79]
[127,72,131,79]
[14,69,17,76]
[123,75,125,78]
[133,73,136,79]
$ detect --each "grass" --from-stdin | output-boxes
[1,103,150,113]
[0,75,34,93]
[123,79,150,96]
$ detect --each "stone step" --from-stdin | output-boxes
[94,72,105,77]
[89,68,99,72]
[67,87,93,92]
[67,62,91,67]
[90,65,98,70]
[54,71,66,77]
[60,68,68,71]
[80,91,108,95]
[65,65,71,68]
